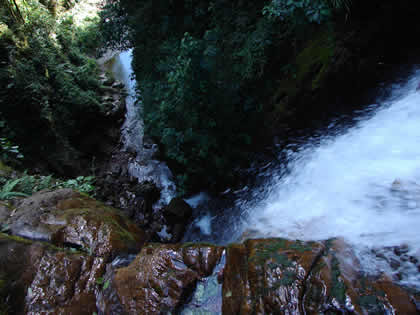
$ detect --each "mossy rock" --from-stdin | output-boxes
[4,189,147,259]
[0,232,106,314]
[268,29,337,128]
[0,161,13,177]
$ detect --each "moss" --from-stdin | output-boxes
[295,31,335,91]
[270,29,335,118]
[180,242,219,249]
[100,214,136,242]
[114,224,136,242]
[329,255,346,305]
[0,233,34,245]
[0,162,12,174]
[358,295,386,313]
[250,240,293,267]
[311,261,327,275]
[0,232,85,254]
[288,240,312,253]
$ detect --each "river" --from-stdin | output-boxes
[109,50,176,208]
[186,67,420,289]
[113,50,420,289]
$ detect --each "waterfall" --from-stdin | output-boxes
[187,68,420,289]
[110,50,176,206]
[242,69,420,288]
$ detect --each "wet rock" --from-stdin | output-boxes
[222,238,420,314]
[111,243,224,314]
[0,233,105,314]
[0,202,11,223]
[181,250,226,314]
[5,189,147,259]
[389,257,401,270]
[374,277,419,314]
[162,198,193,242]
[223,238,325,314]
[95,152,161,232]
[394,244,409,256]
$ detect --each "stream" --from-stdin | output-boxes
[186,67,420,290]
[109,50,176,208]
[113,51,420,290]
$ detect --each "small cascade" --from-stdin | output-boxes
[185,67,420,290]
[109,50,176,207]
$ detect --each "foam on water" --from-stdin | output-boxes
[195,214,213,236]
[111,50,143,153]
[238,69,420,288]
[111,50,176,206]
[184,192,211,208]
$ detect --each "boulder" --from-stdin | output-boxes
[1,231,419,314]
[223,238,324,314]
[162,197,193,242]
[0,233,105,314]
[110,243,224,314]
[95,151,161,232]
[4,189,147,259]
[0,202,11,224]
[222,238,420,314]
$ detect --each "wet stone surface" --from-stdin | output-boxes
[3,189,147,260]
[111,243,224,314]
[222,238,420,314]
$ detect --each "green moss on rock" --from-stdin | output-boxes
[269,29,336,124]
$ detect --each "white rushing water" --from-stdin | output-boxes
[236,69,420,288]
[110,50,176,206]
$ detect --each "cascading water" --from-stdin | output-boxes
[109,50,176,206]
[187,68,420,290]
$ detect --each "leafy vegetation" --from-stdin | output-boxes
[0,0,104,173]
[0,178,29,200]
[0,136,24,165]
[101,0,351,193]
[0,169,96,200]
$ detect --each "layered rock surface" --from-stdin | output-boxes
[223,238,420,314]
[0,191,418,314]
[1,189,146,259]
[0,233,105,314]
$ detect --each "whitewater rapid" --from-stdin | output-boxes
[234,69,420,288]
[110,50,176,206]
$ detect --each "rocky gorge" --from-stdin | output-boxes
[1,189,419,314]
[3,0,420,313]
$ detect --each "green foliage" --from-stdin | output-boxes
[57,175,96,193]
[0,171,96,200]
[103,0,350,192]
[0,137,24,163]
[0,178,29,199]
[99,1,131,51]
[263,0,351,24]
[0,0,103,170]
[263,0,332,25]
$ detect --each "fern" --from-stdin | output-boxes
[0,178,29,200]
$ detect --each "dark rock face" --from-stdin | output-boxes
[222,238,420,314]
[0,190,418,315]
[96,153,160,226]
[161,198,193,243]
[4,189,147,259]
[223,238,324,314]
[110,243,224,314]
[95,151,164,241]
[0,234,106,314]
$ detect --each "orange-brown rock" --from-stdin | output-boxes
[223,238,324,314]
[222,238,420,314]
[0,233,106,314]
[5,189,147,259]
[112,243,224,314]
